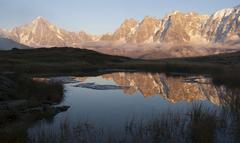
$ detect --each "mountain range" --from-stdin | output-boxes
[108,5,240,44]
[0,5,239,58]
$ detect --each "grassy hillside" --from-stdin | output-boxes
[0,47,239,86]
[0,47,131,75]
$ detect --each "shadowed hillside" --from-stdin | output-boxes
[0,47,239,87]
[0,47,131,75]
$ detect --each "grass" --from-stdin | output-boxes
[0,73,65,143]
[0,47,239,87]
[0,73,64,123]
[0,123,28,143]
[27,102,240,143]
[0,47,130,75]
[189,104,217,143]
[221,88,240,141]
[0,73,64,102]
[0,95,236,143]
[1,47,240,142]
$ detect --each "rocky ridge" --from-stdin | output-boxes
[0,5,239,48]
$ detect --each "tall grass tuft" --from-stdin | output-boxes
[221,89,240,141]
[189,104,217,143]
[0,74,64,103]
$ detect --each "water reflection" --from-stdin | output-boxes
[28,72,234,142]
[75,72,225,105]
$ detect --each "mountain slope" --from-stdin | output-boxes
[202,5,240,43]
[101,5,239,44]
[0,38,30,50]
[111,19,138,42]
[101,12,209,44]
[155,12,208,43]
[132,16,161,43]
[6,17,94,48]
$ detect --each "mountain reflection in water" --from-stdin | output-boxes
[74,72,225,105]
[28,72,236,143]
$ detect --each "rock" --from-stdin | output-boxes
[25,105,70,114]
[54,106,70,113]
[73,82,129,90]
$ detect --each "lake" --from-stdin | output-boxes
[28,72,235,143]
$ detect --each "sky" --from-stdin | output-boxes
[0,0,239,34]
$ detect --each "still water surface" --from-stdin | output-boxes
[29,72,223,136]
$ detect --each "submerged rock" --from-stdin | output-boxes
[54,105,70,113]
[73,82,129,90]
[25,105,70,115]
[33,76,79,84]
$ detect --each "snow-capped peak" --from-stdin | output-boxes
[0,5,239,48]
[211,8,234,19]
[36,16,44,20]
[32,16,50,25]
[167,11,181,16]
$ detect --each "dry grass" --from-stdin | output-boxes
[0,48,239,87]
[3,99,234,143]
[27,104,227,143]
[0,74,64,103]
[189,104,217,143]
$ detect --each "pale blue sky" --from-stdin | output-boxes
[0,0,239,34]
